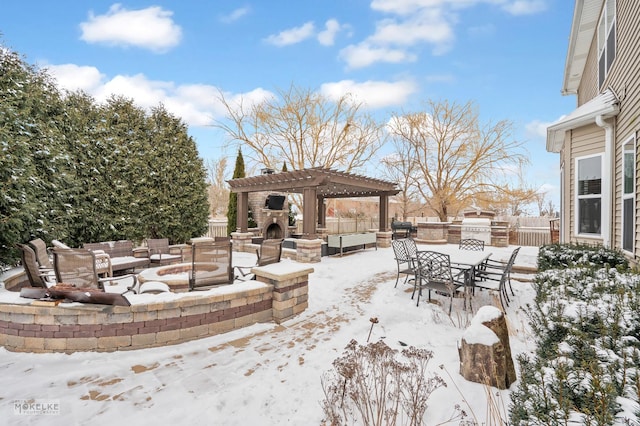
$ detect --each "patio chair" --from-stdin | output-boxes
[52,247,137,294]
[475,247,521,311]
[28,238,54,269]
[146,238,185,266]
[189,240,234,291]
[413,251,468,313]
[53,239,114,277]
[459,238,485,251]
[392,239,415,288]
[234,239,283,280]
[17,243,55,288]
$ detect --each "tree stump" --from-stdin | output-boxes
[458,305,516,389]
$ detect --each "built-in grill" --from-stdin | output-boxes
[461,217,491,244]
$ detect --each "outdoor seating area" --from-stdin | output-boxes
[392,237,520,314]
[1,237,313,353]
[82,240,151,274]
[12,237,289,301]
[0,235,533,356]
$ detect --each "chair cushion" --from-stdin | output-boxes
[150,254,182,262]
[139,281,171,294]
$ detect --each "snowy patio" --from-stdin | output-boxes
[0,243,538,424]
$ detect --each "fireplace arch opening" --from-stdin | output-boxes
[265,223,283,239]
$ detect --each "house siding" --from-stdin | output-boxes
[607,0,640,257]
[577,35,599,105]
[562,0,640,259]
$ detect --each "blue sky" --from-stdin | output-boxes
[1,1,576,210]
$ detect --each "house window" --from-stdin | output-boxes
[577,155,602,235]
[622,137,635,252]
[598,0,616,88]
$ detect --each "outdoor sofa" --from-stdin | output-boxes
[83,240,150,274]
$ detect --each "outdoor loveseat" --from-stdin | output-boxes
[83,240,150,274]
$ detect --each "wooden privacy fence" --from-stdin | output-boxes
[511,227,551,246]
[207,219,553,247]
[204,220,228,238]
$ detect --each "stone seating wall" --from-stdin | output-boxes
[0,264,312,353]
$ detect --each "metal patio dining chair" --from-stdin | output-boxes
[392,239,415,288]
[475,247,521,311]
[413,251,469,313]
[459,238,485,251]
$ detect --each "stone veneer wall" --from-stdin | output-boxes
[0,264,312,353]
[417,222,449,243]
[490,221,509,247]
[448,222,462,245]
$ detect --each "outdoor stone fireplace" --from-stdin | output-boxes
[248,192,289,239]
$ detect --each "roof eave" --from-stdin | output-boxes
[546,102,619,153]
[562,0,602,95]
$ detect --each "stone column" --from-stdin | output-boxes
[491,221,509,247]
[448,221,462,244]
[376,231,393,248]
[253,263,314,324]
[296,238,323,263]
[231,232,254,253]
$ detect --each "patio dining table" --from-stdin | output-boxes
[416,246,492,287]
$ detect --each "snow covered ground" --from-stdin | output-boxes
[0,243,539,425]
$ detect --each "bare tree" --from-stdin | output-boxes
[476,159,539,216]
[215,84,385,174]
[544,199,557,217]
[388,99,530,221]
[205,157,229,217]
[379,137,420,221]
[535,192,547,216]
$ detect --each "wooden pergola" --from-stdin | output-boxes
[227,168,400,238]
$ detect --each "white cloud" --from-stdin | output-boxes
[264,22,315,46]
[79,4,182,53]
[501,0,547,16]
[339,43,417,69]
[47,63,274,126]
[525,119,552,139]
[317,19,343,46]
[341,0,545,69]
[319,79,417,109]
[220,6,251,23]
[370,0,447,16]
[44,64,105,93]
[369,9,455,54]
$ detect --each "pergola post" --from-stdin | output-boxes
[237,192,248,232]
[379,194,389,231]
[302,187,317,237]
[317,196,326,228]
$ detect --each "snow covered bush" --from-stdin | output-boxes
[510,244,640,425]
[538,243,628,272]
